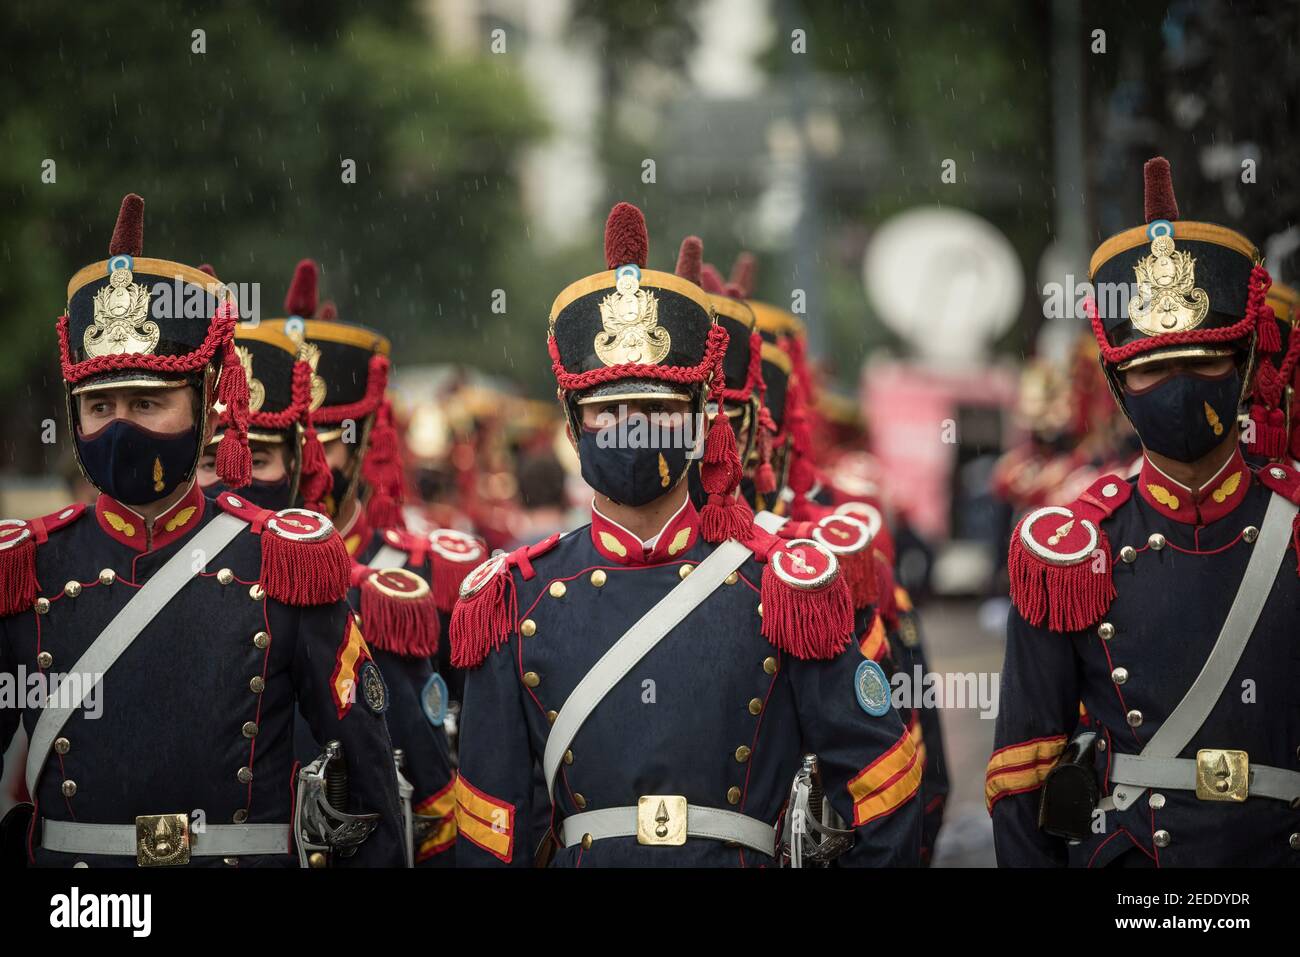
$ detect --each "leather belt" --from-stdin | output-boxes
[560,804,777,857]
[1104,753,1300,806]
[42,819,289,859]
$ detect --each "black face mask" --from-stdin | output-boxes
[578,419,695,506]
[76,418,199,506]
[1123,369,1241,463]
[206,476,294,512]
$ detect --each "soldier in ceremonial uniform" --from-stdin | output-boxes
[254,260,473,865]
[0,195,403,866]
[990,157,1300,866]
[705,258,951,862]
[193,265,460,866]
[449,203,922,867]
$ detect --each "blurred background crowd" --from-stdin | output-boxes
[2,0,1297,865]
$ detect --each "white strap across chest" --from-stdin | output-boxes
[25,511,248,798]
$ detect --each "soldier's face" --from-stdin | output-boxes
[1122,355,1234,392]
[197,440,288,489]
[77,386,195,435]
[579,397,692,431]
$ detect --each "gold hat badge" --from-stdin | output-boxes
[85,258,159,358]
[594,266,670,366]
[236,345,266,413]
[1127,222,1209,336]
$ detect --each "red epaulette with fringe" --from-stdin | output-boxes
[351,562,440,657]
[0,504,86,617]
[1008,475,1131,632]
[216,493,350,606]
[741,523,854,661]
[450,533,562,669]
[774,513,880,611]
[373,527,489,613]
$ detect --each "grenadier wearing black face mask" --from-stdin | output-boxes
[705,250,953,865]
[270,259,477,866]
[449,203,922,868]
[990,157,1300,867]
[0,195,405,867]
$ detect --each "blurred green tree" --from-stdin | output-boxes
[0,1,545,474]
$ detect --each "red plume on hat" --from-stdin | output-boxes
[605,202,649,268]
[700,263,726,294]
[1143,157,1179,224]
[730,252,757,299]
[285,259,319,318]
[674,235,703,285]
[109,193,144,257]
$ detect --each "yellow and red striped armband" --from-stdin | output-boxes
[453,774,515,863]
[858,614,889,663]
[984,734,1067,812]
[414,778,458,862]
[847,729,923,826]
[330,617,373,719]
[906,712,926,771]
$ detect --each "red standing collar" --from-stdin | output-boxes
[590,495,701,565]
[95,481,206,552]
[1136,446,1251,524]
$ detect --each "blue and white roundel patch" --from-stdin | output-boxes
[421,673,448,728]
[854,659,891,717]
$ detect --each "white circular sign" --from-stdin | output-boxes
[864,207,1024,362]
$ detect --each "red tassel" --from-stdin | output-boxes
[259,530,350,606]
[449,567,516,669]
[699,409,750,543]
[1008,522,1116,632]
[359,573,440,657]
[216,339,251,488]
[1246,402,1288,459]
[0,535,40,617]
[759,567,853,660]
[363,398,406,532]
[299,422,332,512]
[1258,306,1281,355]
[702,491,755,543]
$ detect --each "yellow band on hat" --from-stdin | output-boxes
[1089,221,1259,279]
[549,268,714,323]
[67,258,226,301]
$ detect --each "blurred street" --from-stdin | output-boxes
[923,599,1007,867]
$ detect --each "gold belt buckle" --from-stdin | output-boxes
[1195,749,1249,802]
[636,795,688,846]
[135,813,191,866]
